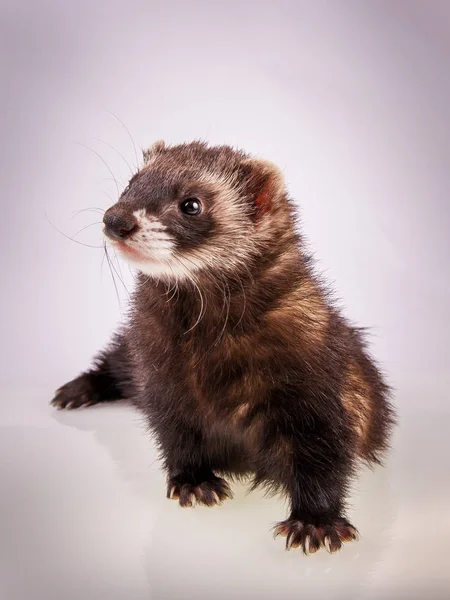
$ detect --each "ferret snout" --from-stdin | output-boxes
[103,209,137,241]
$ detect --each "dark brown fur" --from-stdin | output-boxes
[52,141,395,554]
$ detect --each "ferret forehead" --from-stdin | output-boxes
[133,165,209,196]
[126,168,176,201]
[146,141,248,175]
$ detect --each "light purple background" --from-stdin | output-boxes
[1,2,449,599]
[2,1,450,414]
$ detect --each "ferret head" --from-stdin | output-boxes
[103,141,291,281]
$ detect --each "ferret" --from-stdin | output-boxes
[51,141,395,554]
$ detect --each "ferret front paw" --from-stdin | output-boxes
[273,516,359,554]
[167,474,233,507]
[51,375,100,410]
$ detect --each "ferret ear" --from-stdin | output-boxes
[142,140,166,164]
[240,158,285,218]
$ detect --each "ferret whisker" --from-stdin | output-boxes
[74,142,120,198]
[166,284,179,303]
[100,177,125,186]
[189,271,230,369]
[103,190,116,204]
[110,259,130,297]
[105,242,130,296]
[111,247,127,291]
[234,273,247,329]
[101,244,107,275]
[166,263,180,303]
[185,277,206,332]
[172,256,206,333]
[93,138,135,176]
[45,213,104,249]
[73,221,103,238]
[70,207,105,220]
[164,280,177,300]
[213,279,231,346]
[104,242,121,309]
[239,259,255,286]
[102,107,140,171]
[209,270,228,322]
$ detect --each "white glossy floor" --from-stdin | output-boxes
[1,386,449,600]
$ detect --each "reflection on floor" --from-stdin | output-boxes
[0,387,448,600]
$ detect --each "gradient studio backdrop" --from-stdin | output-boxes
[1,0,450,595]
[2,1,450,408]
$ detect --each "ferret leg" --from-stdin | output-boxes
[273,468,359,554]
[51,333,129,409]
[163,428,233,507]
[261,404,359,554]
[167,469,233,507]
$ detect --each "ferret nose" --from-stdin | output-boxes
[103,212,137,240]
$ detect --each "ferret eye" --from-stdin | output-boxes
[180,198,201,216]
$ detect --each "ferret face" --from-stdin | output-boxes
[103,141,286,281]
